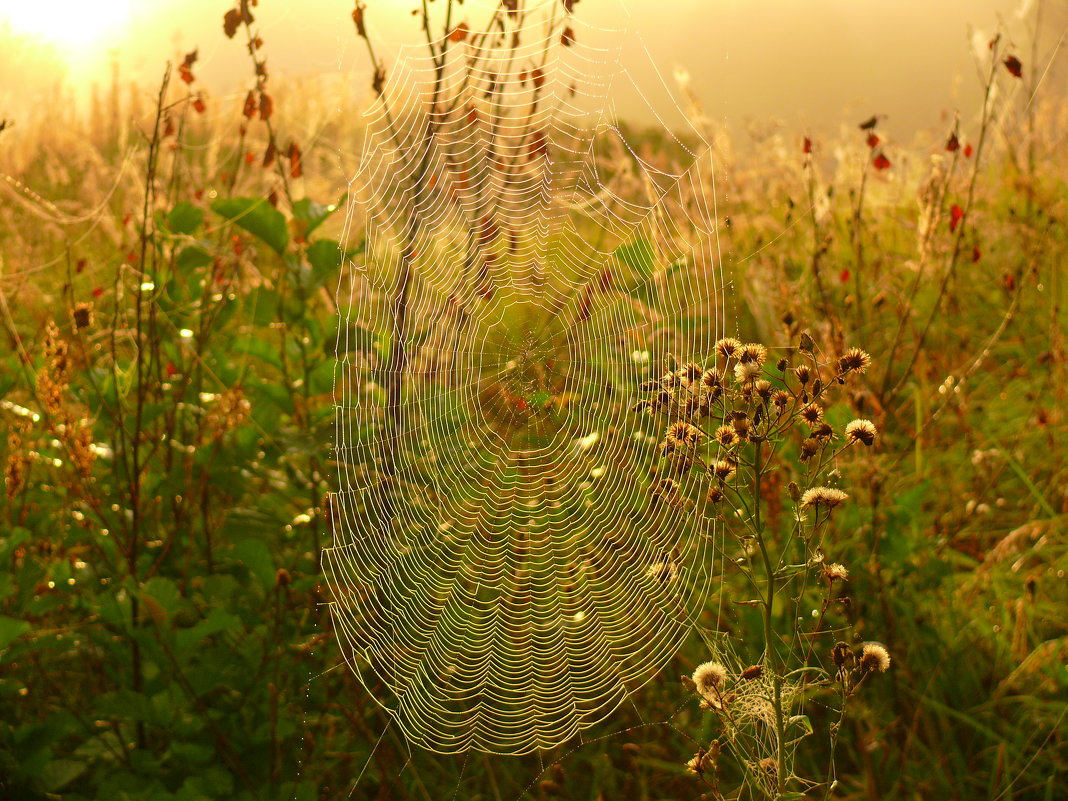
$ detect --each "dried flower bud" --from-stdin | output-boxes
[831,641,854,670]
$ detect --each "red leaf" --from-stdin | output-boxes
[531,67,545,89]
[352,3,366,38]
[528,130,547,159]
[178,49,198,84]
[872,152,891,171]
[244,152,255,165]
[1003,55,1022,78]
[287,141,302,178]
[866,133,880,149]
[945,132,959,152]
[223,8,241,38]
[964,143,973,158]
[949,204,964,232]
[802,137,812,154]
[242,90,257,118]
[448,23,469,43]
[259,91,273,121]
[166,362,178,376]
[162,115,175,137]
[192,94,206,114]
[92,286,104,298]
[561,26,575,46]
[839,269,851,283]
[971,245,981,262]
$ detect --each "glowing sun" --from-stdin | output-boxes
[2,0,133,53]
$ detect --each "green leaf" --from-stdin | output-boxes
[232,336,284,371]
[37,759,86,793]
[614,238,656,278]
[306,239,345,288]
[231,538,276,589]
[167,201,204,235]
[330,322,376,356]
[176,244,213,274]
[0,615,30,652]
[175,608,242,653]
[142,577,182,616]
[212,197,289,255]
[292,194,345,238]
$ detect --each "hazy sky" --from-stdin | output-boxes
[1,0,1062,137]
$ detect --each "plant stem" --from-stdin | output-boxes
[753,439,786,796]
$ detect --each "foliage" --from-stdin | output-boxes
[0,1,1066,800]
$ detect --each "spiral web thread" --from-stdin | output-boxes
[327,1,728,755]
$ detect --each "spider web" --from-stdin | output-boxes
[326,0,728,756]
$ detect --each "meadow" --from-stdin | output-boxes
[0,2,1065,799]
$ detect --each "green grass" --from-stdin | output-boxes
[0,43,1066,801]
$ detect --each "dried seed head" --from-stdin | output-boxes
[794,364,812,385]
[660,370,682,390]
[734,361,761,384]
[72,303,93,330]
[715,337,742,359]
[800,487,849,509]
[685,750,707,776]
[678,362,704,385]
[831,641,855,669]
[776,357,789,372]
[739,342,768,365]
[799,438,820,462]
[692,661,728,698]
[731,413,751,438]
[754,379,773,401]
[711,459,737,482]
[646,560,679,583]
[706,486,725,505]
[811,422,834,441]
[651,477,681,505]
[715,425,739,448]
[800,403,824,426]
[702,374,724,404]
[845,419,877,446]
[741,664,764,680]
[839,347,872,374]
[666,421,702,450]
[772,389,791,411]
[824,563,849,582]
[859,642,891,673]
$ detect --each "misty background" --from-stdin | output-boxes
[1,0,1064,144]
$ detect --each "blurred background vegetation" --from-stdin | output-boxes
[1,1,1066,799]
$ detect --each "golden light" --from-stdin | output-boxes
[1,0,133,54]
